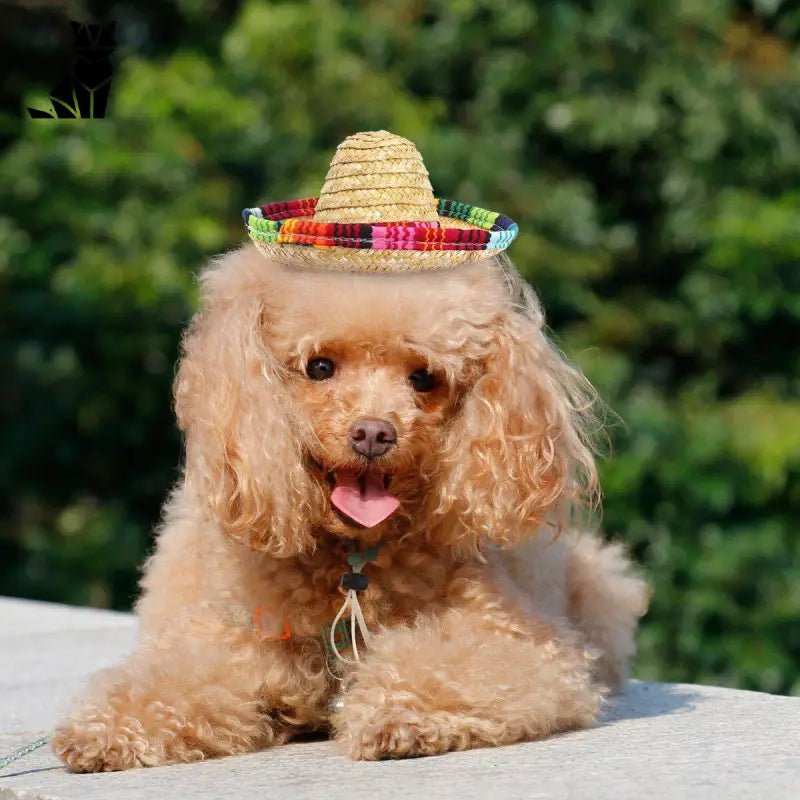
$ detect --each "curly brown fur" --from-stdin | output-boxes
[53,246,648,771]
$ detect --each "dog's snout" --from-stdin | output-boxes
[349,417,396,459]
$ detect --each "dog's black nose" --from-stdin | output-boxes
[349,417,396,459]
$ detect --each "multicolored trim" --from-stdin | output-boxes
[243,197,518,253]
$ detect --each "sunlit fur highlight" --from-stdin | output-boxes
[428,254,601,553]
[53,245,648,771]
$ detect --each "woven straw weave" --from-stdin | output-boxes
[245,130,517,272]
[314,131,439,223]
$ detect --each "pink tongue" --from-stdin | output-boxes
[330,468,400,528]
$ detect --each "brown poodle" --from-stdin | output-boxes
[53,246,649,771]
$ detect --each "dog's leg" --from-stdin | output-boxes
[565,531,650,686]
[333,569,603,760]
[52,617,327,772]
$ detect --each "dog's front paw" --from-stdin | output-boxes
[53,715,148,772]
[333,701,457,760]
[53,703,185,772]
[333,687,504,761]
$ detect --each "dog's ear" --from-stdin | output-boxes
[431,277,599,549]
[174,251,321,557]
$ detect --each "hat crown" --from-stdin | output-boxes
[312,130,440,224]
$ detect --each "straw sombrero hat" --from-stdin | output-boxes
[242,130,518,272]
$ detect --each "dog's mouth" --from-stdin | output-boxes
[314,462,400,528]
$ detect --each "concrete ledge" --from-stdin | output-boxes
[0,597,797,799]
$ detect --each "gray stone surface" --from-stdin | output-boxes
[0,598,137,736]
[0,597,797,799]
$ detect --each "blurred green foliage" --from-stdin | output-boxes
[1,0,799,694]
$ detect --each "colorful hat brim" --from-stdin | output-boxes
[242,197,518,272]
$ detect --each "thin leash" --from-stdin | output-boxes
[1,546,382,766]
[326,541,382,674]
[0,734,51,773]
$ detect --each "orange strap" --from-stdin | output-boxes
[253,606,291,641]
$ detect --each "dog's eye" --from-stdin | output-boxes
[306,358,336,381]
[409,368,437,393]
